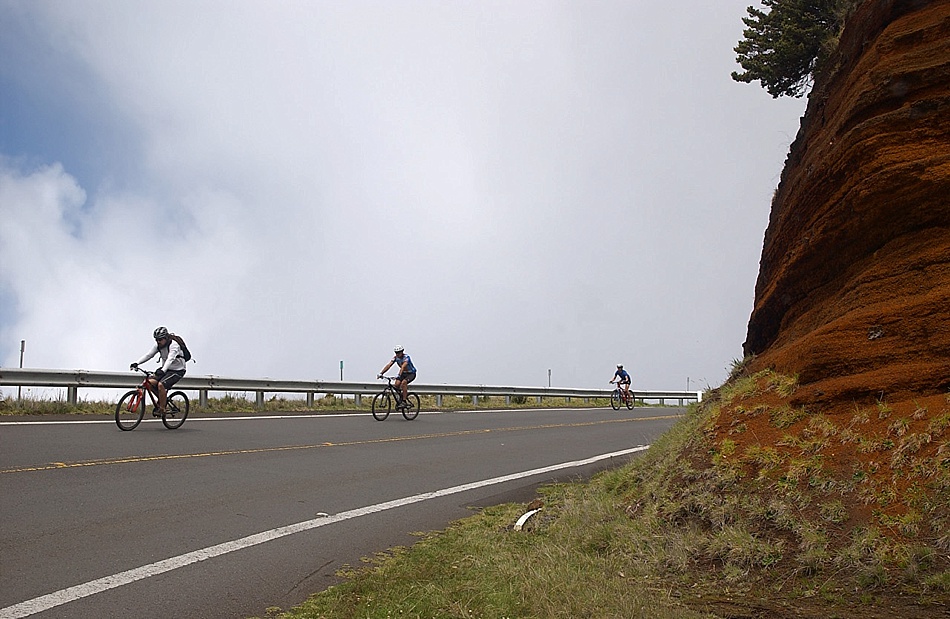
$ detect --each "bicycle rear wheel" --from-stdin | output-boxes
[372,391,392,420]
[402,393,420,420]
[162,391,190,429]
[610,390,622,411]
[625,392,635,410]
[116,390,146,430]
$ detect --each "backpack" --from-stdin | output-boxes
[169,334,193,362]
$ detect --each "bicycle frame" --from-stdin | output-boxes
[133,374,159,409]
[609,381,634,411]
[378,376,396,397]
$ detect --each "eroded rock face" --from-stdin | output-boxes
[743,0,950,406]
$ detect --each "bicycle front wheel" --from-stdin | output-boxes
[402,393,421,421]
[162,391,190,429]
[116,390,146,430]
[610,390,622,411]
[372,391,392,421]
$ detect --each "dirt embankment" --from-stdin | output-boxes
[743,0,950,408]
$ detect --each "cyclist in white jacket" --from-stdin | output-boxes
[130,326,186,416]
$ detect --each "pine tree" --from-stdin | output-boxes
[732,0,848,98]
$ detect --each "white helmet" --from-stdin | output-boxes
[394,345,404,353]
[617,364,623,369]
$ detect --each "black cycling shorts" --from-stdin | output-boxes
[398,372,416,384]
[154,368,185,389]
[618,378,631,385]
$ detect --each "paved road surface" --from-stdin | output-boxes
[0,406,683,618]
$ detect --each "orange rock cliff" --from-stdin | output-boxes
[743,0,950,408]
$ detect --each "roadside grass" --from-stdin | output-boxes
[0,392,670,416]
[0,395,114,416]
[258,474,715,619]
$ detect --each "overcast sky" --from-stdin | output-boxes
[0,1,805,394]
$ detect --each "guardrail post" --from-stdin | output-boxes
[200,390,208,408]
[472,395,478,406]
[67,386,78,405]
[256,391,264,410]
[536,396,542,404]
[505,395,511,405]
[436,394,442,407]
[355,394,362,407]
[306,392,314,408]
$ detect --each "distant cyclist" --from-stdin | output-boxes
[379,345,416,405]
[130,326,186,416]
[610,364,631,400]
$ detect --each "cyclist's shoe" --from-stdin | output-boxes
[152,407,165,417]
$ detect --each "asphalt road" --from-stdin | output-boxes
[0,406,683,619]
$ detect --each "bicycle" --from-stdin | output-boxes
[609,382,635,411]
[115,367,190,430]
[372,375,420,421]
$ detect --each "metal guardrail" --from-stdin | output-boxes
[0,367,703,408]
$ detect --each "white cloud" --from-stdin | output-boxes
[0,1,806,395]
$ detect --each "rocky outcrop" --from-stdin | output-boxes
[743,0,950,406]
[676,4,950,604]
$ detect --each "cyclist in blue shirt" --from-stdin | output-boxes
[610,364,631,400]
[379,345,417,405]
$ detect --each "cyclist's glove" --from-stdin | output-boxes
[130,362,138,371]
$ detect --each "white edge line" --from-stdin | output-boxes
[0,445,650,619]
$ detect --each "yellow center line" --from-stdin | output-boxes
[1,414,681,474]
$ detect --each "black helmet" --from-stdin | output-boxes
[153,326,169,340]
